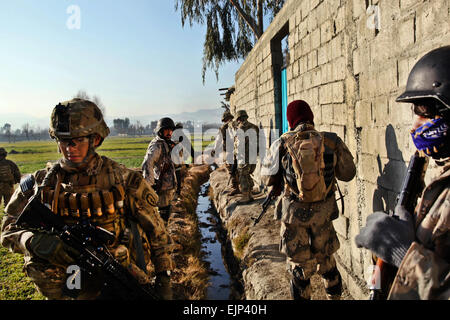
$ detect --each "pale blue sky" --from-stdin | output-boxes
[0,0,243,127]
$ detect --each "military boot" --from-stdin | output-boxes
[237,191,254,204]
[228,178,241,196]
[155,271,173,300]
[322,267,343,300]
[290,279,312,300]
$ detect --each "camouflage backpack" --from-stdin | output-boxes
[283,127,332,202]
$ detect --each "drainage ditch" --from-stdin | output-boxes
[196,182,244,300]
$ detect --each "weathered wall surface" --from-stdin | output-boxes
[229,0,450,299]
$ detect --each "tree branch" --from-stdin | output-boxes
[228,0,262,38]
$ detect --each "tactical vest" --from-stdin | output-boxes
[0,161,14,183]
[39,157,128,246]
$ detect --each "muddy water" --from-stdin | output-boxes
[196,182,233,300]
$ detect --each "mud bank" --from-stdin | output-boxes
[209,165,353,300]
[167,164,212,299]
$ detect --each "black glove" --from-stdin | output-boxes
[29,233,79,267]
[355,205,415,268]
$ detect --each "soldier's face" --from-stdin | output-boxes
[411,103,440,132]
[162,129,173,139]
[58,135,101,163]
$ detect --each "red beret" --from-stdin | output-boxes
[286,100,314,129]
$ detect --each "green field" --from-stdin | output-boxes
[1,135,213,175]
[0,135,213,300]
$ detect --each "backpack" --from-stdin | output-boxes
[283,129,332,202]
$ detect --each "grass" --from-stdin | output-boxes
[0,135,213,300]
[1,135,213,174]
[232,227,251,260]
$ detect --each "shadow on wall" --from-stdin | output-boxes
[372,124,407,214]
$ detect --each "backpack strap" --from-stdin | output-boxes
[322,132,345,216]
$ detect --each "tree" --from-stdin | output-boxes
[175,0,285,83]
[3,123,11,143]
[22,123,30,140]
[74,90,106,116]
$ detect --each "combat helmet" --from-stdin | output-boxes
[396,46,450,116]
[236,110,249,121]
[49,98,110,146]
[155,117,176,135]
[221,110,234,122]
[0,147,7,156]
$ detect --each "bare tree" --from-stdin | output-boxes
[74,90,106,116]
[22,123,30,140]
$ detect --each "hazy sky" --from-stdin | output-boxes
[0,0,242,127]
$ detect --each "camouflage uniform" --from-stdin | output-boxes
[142,136,177,222]
[0,99,174,300]
[213,111,238,190]
[262,123,356,299]
[388,160,450,299]
[172,123,194,195]
[234,110,259,203]
[0,149,21,207]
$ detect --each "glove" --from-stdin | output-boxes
[29,233,78,267]
[354,205,415,268]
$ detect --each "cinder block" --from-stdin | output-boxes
[398,17,415,49]
[319,82,333,104]
[321,19,334,44]
[322,103,334,124]
[352,0,366,19]
[332,81,345,103]
[311,28,321,49]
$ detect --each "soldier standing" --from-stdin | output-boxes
[172,122,194,196]
[262,100,356,300]
[142,117,177,223]
[234,110,259,204]
[0,147,21,207]
[355,46,450,299]
[0,99,174,299]
[212,110,239,193]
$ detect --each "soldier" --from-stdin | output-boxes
[0,147,21,207]
[142,117,177,223]
[172,122,194,196]
[0,98,174,300]
[261,100,356,300]
[212,110,239,193]
[234,110,260,204]
[355,46,450,299]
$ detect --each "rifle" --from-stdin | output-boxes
[16,192,160,300]
[251,189,277,226]
[368,151,428,300]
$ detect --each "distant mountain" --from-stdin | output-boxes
[104,108,223,126]
[0,113,49,130]
[0,108,223,130]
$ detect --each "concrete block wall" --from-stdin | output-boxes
[229,0,450,299]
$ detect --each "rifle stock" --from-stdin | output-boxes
[369,151,428,300]
[16,193,160,300]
